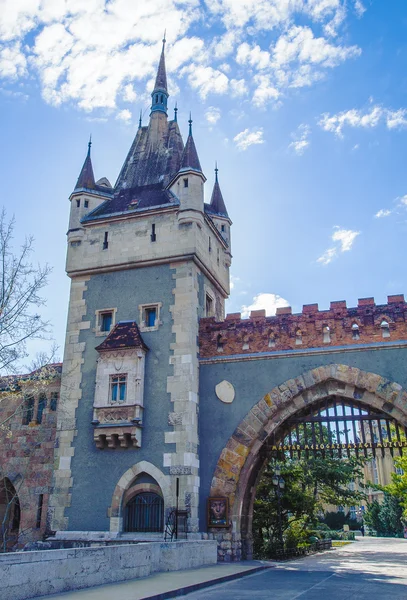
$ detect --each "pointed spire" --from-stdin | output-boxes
[150,35,169,115]
[174,102,178,122]
[153,34,168,92]
[180,114,202,172]
[74,138,95,191]
[210,163,229,218]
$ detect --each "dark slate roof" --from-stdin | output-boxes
[180,132,202,172]
[208,177,229,218]
[0,363,62,390]
[115,120,184,190]
[95,321,148,352]
[75,146,95,191]
[85,183,178,220]
[154,41,167,92]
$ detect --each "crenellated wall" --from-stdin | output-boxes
[199,295,407,357]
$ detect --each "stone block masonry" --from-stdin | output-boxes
[199,295,407,357]
[0,540,217,600]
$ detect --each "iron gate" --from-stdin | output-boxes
[268,395,407,459]
[124,492,164,532]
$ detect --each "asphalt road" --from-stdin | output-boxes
[178,537,407,600]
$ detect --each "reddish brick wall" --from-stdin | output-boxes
[0,378,60,550]
[199,295,407,358]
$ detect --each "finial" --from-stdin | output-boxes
[87,135,92,156]
[215,161,218,182]
[162,30,166,45]
[139,109,142,129]
[188,112,192,136]
[174,102,178,122]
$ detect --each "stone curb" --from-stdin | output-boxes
[139,565,273,600]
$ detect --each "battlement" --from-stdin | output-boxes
[199,295,407,357]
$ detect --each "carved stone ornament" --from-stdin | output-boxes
[215,380,235,404]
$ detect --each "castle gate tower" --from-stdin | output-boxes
[49,39,232,536]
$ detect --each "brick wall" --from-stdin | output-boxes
[199,295,407,358]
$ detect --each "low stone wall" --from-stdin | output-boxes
[0,540,217,600]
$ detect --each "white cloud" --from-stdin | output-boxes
[288,123,311,155]
[241,293,290,318]
[319,104,407,137]
[233,127,264,151]
[317,226,360,265]
[184,65,229,99]
[400,195,407,206]
[116,109,132,123]
[205,106,221,125]
[332,227,360,252]
[354,1,366,17]
[375,209,392,218]
[317,247,337,265]
[0,0,365,112]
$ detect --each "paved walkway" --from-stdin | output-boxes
[182,537,407,600]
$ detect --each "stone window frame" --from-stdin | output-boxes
[109,373,128,404]
[204,284,216,318]
[95,307,117,337]
[138,302,162,332]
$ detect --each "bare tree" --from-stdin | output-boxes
[0,209,51,374]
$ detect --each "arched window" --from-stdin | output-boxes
[36,393,47,424]
[242,335,249,350]
[352,323,360,340]
[216,334,224,352]
[295,328,302,345]
[124,492,163,532]
[155,95,158,103]
[380,319,390,338]
[323,325,331,343]
[0,478,21,550]
[268,331,276,348]
[160,94,163,103]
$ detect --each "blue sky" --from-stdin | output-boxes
[1,0,407,365]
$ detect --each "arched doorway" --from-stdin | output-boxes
[124,492,164,532]
[0,477,21,552]
[210,365,407,560]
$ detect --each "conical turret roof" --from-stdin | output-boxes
[153,38,168,92]
[210,170,229,217]
[180,117,202,172]
[74,140,95,190]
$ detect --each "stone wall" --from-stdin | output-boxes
[0,540,217,600]
[0,372,60,549]
[199,295,407,357]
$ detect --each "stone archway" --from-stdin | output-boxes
[209,364,407,560]
[109,461,171,534]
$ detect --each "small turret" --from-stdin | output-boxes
[170,116,206,225]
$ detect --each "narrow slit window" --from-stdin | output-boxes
[23,395,35,425]
[103,231,108,249]
[110,374,127,403]
[352,323,360,340]
[36,494,44,528]
[36,394,47,424]
[183,178,188,188]
[76,199,80,208]
[50,392,58,411]
[209,237,212,252]
[381,319,390,338]
[84,200,89,208]
[217,334,224,352]
[295,329,302,345]
[151,223,156,242]
[206,294,214,317]
[221,224,225,232]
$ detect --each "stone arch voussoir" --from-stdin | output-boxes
[109,460,171,534]
[210,364,407,527]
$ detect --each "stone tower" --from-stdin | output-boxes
[49,40,232,535]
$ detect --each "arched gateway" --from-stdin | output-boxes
[209,365,407,560]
